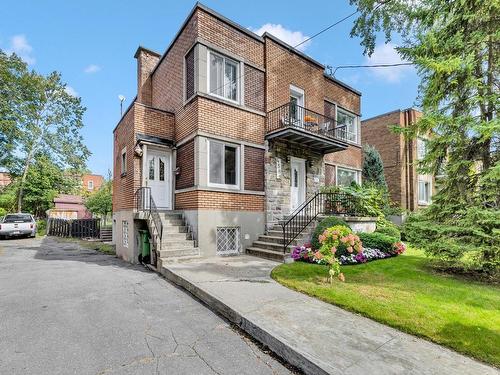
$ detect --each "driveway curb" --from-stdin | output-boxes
[160,266,330,375]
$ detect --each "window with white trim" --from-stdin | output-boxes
[122,220,129,248]
[88,180,94,190]
[417,137,427,160]
[337,108,359,143]
[418,180,431,204]
[121,148,127,176]
[336,167,360,187]
[208,51,239,102]
[208,140,239,188]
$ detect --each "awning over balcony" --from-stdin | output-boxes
[266,102,349,154]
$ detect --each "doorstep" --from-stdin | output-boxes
[160,256,498,375]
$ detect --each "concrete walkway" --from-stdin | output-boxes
[162,255,499,375]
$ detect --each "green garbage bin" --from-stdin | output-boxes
[139,230,150,258]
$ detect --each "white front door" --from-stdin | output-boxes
[146,150,171,209]
[290,157,306,211]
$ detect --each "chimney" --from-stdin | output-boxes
[134,46,160,105]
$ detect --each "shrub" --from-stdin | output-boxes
[318,225,363,258]
[358,232,398,253]
[375,218,401,240]
[311,216,349,250]
[36,219,47,236]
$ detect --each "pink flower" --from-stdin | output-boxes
[331,246,337,254]
[347,246,353,253]
[319,234,326,243]
[338,273,345,282]
[314,251,323,260]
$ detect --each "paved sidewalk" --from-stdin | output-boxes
[162,255,498,375]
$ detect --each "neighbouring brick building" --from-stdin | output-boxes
[362,108,434,211]
[113,3,363,264]
[82,174,104,193]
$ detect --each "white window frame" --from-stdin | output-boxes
[418,179,431,205]
[417,137,427,160]
[207,50,240,104]
[336,107,359,144]
[122,220,129,248]
[120,147,127,176]
[88,180,94,190]
[336,166,361,187]
[207,139,240,190]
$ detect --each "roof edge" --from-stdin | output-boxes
[361,107,422,123]
[134,46,161,59]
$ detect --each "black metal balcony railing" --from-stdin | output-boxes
[266,102,349,142]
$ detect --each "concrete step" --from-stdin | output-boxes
[258,235,299,245]
[160,239,196,248]
[161,232,192,241]
[246,247,286,262]
[252,240,293,252]
[160,212,183,220]
[159,247,200,258]
[163,226,189,233]
[161,219,185,226]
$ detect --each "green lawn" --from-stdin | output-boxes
[272,247,500,367]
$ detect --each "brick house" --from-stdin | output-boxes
[112,3,362,264]
[82,174,104,193]
[362,108,434,211]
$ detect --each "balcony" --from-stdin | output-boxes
[266,102,349,154]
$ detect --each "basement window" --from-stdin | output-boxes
[216,227,240,255]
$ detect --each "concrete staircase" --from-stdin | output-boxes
[99,227,112,242]
[246,224,313,262]
[152,211,200,268]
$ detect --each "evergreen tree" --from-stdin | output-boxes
[362,144,387,188]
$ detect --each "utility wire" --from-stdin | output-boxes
[331,62,414,76]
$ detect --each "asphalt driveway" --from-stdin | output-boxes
[0,237,294,375]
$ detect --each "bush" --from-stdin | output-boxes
[375,218,401,240]
[358,232,398,253]
[36,219,47,236]
[311,216,349,250]
[318,225,362,258]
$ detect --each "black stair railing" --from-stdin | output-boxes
[135,187,163,245]
[280,192,358,253]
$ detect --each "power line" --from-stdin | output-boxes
[330,62,414,76]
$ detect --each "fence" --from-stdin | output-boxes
[47,218,100,238]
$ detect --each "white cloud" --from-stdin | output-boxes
[84,64,101,74]
[250,24,310,51]
[7,34,35,65]
[365,43,413,83]
[65,86,78,97]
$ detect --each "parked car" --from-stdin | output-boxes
[0,213,37,239]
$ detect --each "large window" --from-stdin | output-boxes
[337,109,358,143]
[208,140,239,188]
[336,167,360,187]
[418,180,431,204]
[208,51,239,102]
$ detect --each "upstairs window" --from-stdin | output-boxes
[337,108,359,143]
[417,137,427,160]
[209,51,239,103]
[185,48,195,100]
[208,140,239,188]
[120,148,127,176]
[88,180,94,190]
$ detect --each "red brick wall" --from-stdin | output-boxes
[175,190,264,211]
[324,145,362,170]
[244,146,264,191]
[325,164,335,185]
[82,174,104,192]
[176,140,195,189]
[136,49,160,105]
[134,103,175,140]
[244,66,265,112]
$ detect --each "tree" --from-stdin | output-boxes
[0,50,90,212]
[85,179,112,225]
[362,144,387,188]
[0,51,29,169]
[21,155,79,217]
[350,0,499,274]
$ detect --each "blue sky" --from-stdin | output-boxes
[2,0,419,177]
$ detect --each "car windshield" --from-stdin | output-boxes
[4,214,32,223]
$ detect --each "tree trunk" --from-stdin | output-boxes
[17,149,34,212]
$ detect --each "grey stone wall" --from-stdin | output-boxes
[265,140,325,229]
